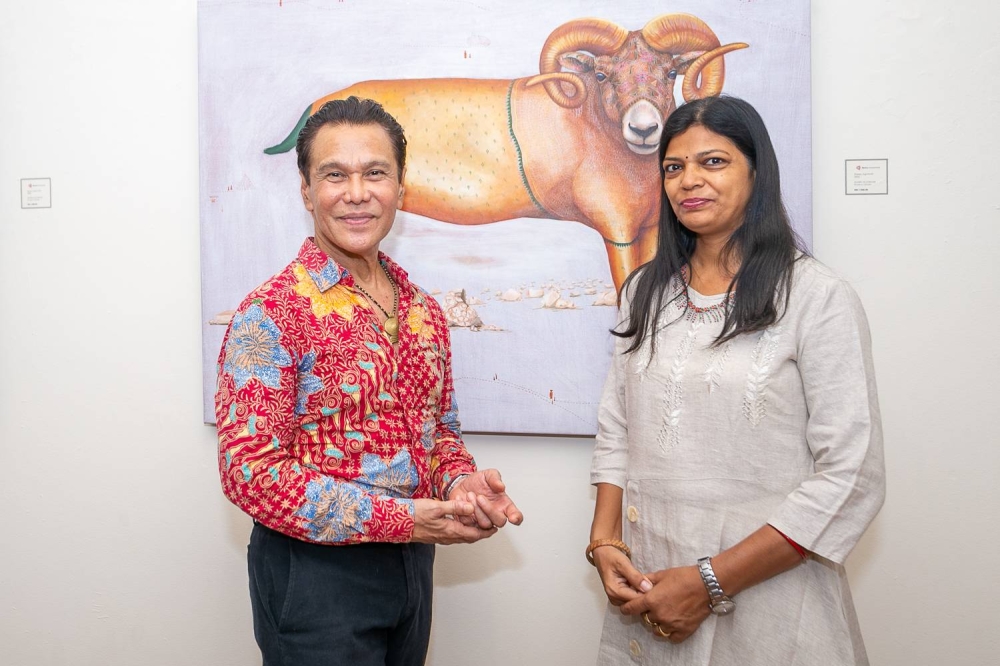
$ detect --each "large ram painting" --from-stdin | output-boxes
[198,0,812,434]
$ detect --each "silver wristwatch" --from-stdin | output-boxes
[697,556,736,616]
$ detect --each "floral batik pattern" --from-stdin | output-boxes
[297,477,374,543]
[223,304,293,389]
[295,351,324,415]
[216,238,476,545]
[356,450,419,500]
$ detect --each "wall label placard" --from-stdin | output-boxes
[21,178,52,208]
[845,159,887,195]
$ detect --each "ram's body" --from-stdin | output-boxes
[323,79,536,226]
[266,15,746,290]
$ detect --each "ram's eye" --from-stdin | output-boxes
[667,69,678,80]
[595,72,607,82]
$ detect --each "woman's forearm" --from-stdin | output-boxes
[591,483,624,541]
[710,524,805,598]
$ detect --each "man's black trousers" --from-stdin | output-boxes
[248,522,435,666]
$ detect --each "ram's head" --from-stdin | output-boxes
[527,14,748,155]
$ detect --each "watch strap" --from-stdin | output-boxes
[697,556,735,613]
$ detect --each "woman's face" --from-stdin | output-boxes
[662,124,754,241]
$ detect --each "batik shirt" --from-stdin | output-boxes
[216,238,476,544]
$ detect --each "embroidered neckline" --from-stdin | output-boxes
[672,267,734,324]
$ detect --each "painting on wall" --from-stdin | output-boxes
[198,0,812,434]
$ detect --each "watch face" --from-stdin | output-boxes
[711,599,736,616]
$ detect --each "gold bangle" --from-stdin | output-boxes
[586,538,631,566]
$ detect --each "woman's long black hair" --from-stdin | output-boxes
[614,96,806,354]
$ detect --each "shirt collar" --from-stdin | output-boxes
[296,237,411,292]
[296,238,349,291]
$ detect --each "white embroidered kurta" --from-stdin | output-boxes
[592,257,885,666]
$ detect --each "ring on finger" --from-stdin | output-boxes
[642,612,654,627]
[654,625,672,639]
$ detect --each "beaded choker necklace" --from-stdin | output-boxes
[354,263,399,344]
[676,266,734,323]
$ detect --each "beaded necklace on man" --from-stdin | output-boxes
[353,263,399,344]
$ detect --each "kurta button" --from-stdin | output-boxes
[629,639,642,657]
[627,506,639,523]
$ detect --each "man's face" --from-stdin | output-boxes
[300,123,404,263]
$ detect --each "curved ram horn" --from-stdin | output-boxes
[524,72,587,104]
[537,18,629,108]
[641,13,747,101]
[641,13,721,54]
[680,42,749,101]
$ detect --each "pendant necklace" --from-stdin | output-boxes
[354,263,399,344]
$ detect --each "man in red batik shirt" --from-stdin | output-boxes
[216,97,522,666]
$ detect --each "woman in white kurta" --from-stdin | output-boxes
[589,97,885,665]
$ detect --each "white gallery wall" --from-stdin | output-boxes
[1,1,997,664]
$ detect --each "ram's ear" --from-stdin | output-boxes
[559,51,595,73]
[672,51,707,74]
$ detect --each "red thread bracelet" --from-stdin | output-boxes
[773,527,808,559]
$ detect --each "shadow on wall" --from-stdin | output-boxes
[844,513,886,583]
[222,500,253,552]
[433,529,526,586]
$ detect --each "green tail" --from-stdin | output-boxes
[264,105,313,155]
